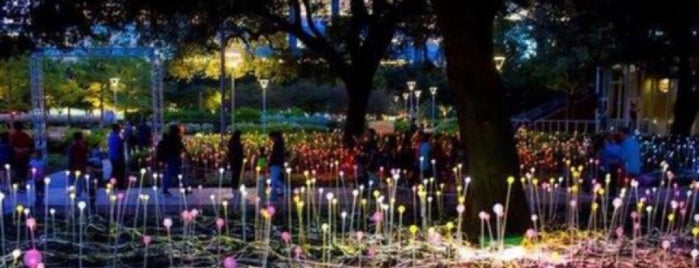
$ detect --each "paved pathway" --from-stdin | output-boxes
[2,171,695,217]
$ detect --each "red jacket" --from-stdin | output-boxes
[10,131,32,161]
[68,141,89,172]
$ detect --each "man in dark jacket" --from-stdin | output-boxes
[268,131,285,200]
[68,131,89,196]
[227,130,244,191]
[9,122,32,185]
[108,123,126,189]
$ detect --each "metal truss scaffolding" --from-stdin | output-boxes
[30,47,164,158]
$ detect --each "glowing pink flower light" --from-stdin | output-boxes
[612,198,622,208]
[266,206,276,218]
[216,218,225,231]
[525,228,537,239]
[662,240,671,250]
[281,231,291,243]
[294,246,303,261]
[223,256,237,268]
[356,231,364,241]
[23,249,42,268]
[478,211,488,220]
[142,235,152,246]
[371,211,384,223]
[181,210,193,223]
[26,218,37,230]
[428,232,442,244]
[456,204,465,214]
[615,227,624,238]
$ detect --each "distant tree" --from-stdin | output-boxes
[505,0,699,134]
[34,57,152,122]
[0,56,30,111]
[0,0,34,58]
[246,0,427,143]
[26,0,428,143]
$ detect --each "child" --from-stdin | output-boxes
[29,150,45,182]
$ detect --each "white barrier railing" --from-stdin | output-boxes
[512,119,597,134]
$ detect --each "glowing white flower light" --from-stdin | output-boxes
[493,204,504,216]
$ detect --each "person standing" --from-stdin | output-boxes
[9,122,33,186]
[136,119,152,151]
[619,127,641,178]
[268,131,286,201]
[124,121,135,156]
[227,130,244,191]
[357,129,378,186]
[416,131,432,179]
[593,133,621,194]
[108,123,126,189]
[629,101,639,130]
[161,124,186,196]
[68,131,89,196]
[255,146,268,200]
[0,131,12,191]
[29,150,45,208]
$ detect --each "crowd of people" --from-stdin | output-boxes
[0,117,692,211]
[0,122,44,205]
[215,128,468,193]
[136,125,652,197]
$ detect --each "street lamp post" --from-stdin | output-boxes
[414,90,422,121]
[110,77,120,120]
[407,81,416,119]
[225,49,243,131]
[429,86,437,123]
[393,95,400,115]
[402,92,410,119]
[494,56,506,72]
[259,79,270,133]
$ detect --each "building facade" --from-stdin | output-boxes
[599,64,698,135]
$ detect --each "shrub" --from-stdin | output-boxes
[231,122,328,133]
[394,120,409,133]
[235,107,262,123]
[433,118,458,134]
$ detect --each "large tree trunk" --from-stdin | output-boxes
[433,0,529,239]
[342,74,372,146]
[671,21,698,136]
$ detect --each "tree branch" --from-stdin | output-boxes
[348,0,368,61]
[263,13,349,78]
[289,0,302,26]
[357,0,398,70]
[300,0,324,38]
